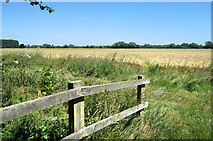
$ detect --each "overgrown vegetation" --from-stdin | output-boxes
[1,50,212,140]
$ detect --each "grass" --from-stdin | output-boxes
[1,50,212,140]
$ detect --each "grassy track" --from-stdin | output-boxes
[1,50,212,140]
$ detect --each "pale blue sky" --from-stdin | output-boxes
[2,2,211,46]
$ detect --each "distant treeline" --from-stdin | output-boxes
[1,39,212,49]
[1,39,19,48]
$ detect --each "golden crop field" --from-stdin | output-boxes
[2,48,211,68]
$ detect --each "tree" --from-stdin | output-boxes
[69,44,75,48]
[143,44,152,48]
[180,43,189,49]
[19,44,25,48]
[63,44,69,48]
[6,0,54,13]
[204,41,213,49]
[128,42,137,48]
[188,43,200,49]
[169,43,176,48]
[112,41,128,48]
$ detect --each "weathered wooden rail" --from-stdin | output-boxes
[1,75,150,139]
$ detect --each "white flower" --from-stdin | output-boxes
[14,61,19,64]
[26,54,31,59]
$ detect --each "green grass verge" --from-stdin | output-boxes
[1,50,212,140]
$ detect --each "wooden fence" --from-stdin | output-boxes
[1,75,150,140]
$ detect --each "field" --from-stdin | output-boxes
[2,48,211,68]
[1,49,212,140]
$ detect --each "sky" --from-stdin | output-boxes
[1,2,212,46]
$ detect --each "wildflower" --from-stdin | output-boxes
[14,61,19,64]
[26,54,31,59]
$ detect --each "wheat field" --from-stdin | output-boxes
[2,48,211,68]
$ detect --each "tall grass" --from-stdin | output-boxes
[1,50,211,140]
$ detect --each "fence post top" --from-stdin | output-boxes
[68,80,83,84]
[138,75,145,79]
[68,80,83,89]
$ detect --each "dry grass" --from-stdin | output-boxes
[2,48,211,68]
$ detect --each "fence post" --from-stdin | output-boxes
[68,80,84,134]
[137,75,145,116]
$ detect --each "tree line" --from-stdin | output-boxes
[1,39,212,49]
[1,39,19,48]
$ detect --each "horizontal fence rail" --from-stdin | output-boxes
[81,78,150,95]
[61,102,148,140]
[1,88,82,123]
[1,78,149,123]
[1,75,150,140]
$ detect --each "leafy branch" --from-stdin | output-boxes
[6,0,54,13]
